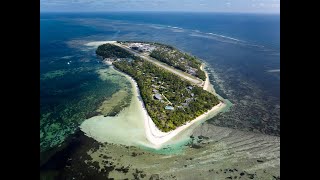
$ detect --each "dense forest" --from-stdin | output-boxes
[96,43,220,132]
[96,44,135,58]
[149,44,206,81]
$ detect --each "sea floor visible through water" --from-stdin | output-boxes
[40,12,279,179]
[40,126,279,180]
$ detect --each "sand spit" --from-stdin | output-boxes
[85,41,117,48]
[81,41,228,148]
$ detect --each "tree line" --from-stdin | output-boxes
[97,43,220,132]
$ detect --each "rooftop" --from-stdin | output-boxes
[165,106,174,110]
[154,93,162,100]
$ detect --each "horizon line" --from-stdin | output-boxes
[40,10,280,15]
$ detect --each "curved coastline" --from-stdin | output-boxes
[82,41,227,148]
[114,64,226,148]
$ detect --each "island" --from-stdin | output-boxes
[94,41,225,146]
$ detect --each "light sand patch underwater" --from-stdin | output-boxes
[41,67,98,81]
[85,124,279,180]
[85,41,117,48]
[95,68,132,116]
[96,89,131,116]
[81,67,151,147]
[81,66,231,152]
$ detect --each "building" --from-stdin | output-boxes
[165,106,174,110]
[187,68,197,75]
[131,46,139,50]
[154,93,162,100]
[181,103,188,107]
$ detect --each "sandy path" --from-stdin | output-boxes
[82,41,228,148]
[113,42,204,86]
[123,66,226,147]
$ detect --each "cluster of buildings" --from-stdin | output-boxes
[179,86,195,107]
[154,47,199,77]
[125,43,157,53]
[152,82,196,111]
[150,77,175,111]
[153,92,175,111]
[186,67,198,76]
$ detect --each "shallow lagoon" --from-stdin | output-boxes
[81,65,232,153]
[40,12,279,179]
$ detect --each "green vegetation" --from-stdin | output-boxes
[117,40,175,50]
[96,44,135,58]
[96,43,220,132]
[149,44,206,81]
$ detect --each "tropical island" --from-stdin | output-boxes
[95,41,223,133]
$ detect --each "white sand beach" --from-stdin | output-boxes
[202,65,210,91]
[129,69,226,147]
[85,41,117,48]
[81,41,228,148]
[201,63,216,94]
[80,67,149,147]
[145,101,225,147]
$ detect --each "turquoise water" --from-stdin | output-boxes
[140,138,192,155]
[40,12,279,155]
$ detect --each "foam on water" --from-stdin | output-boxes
[267,69,280,73]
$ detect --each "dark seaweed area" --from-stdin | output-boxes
[40,12,279,179]
[40,65,121,152]
[40,131,159,180]
[40,130,110,180]
[40,129,279,180]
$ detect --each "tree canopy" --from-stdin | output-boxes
[96,43,220,132]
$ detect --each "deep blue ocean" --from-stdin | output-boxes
[40,12,280,154]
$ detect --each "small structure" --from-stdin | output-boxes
[131,46,139,50]
[187,68,197,75]
[191,93,194,97]
[154,93,162,100]
[153,89,158,93]
[165,106,174,110]
[181,103,188,107]
[187,86,193,90]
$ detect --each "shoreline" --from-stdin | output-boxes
[145,101,225,147]
[201,64,209,90]
[112,64,226,148]
[84,41,227,148]
[201,63,216,94]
